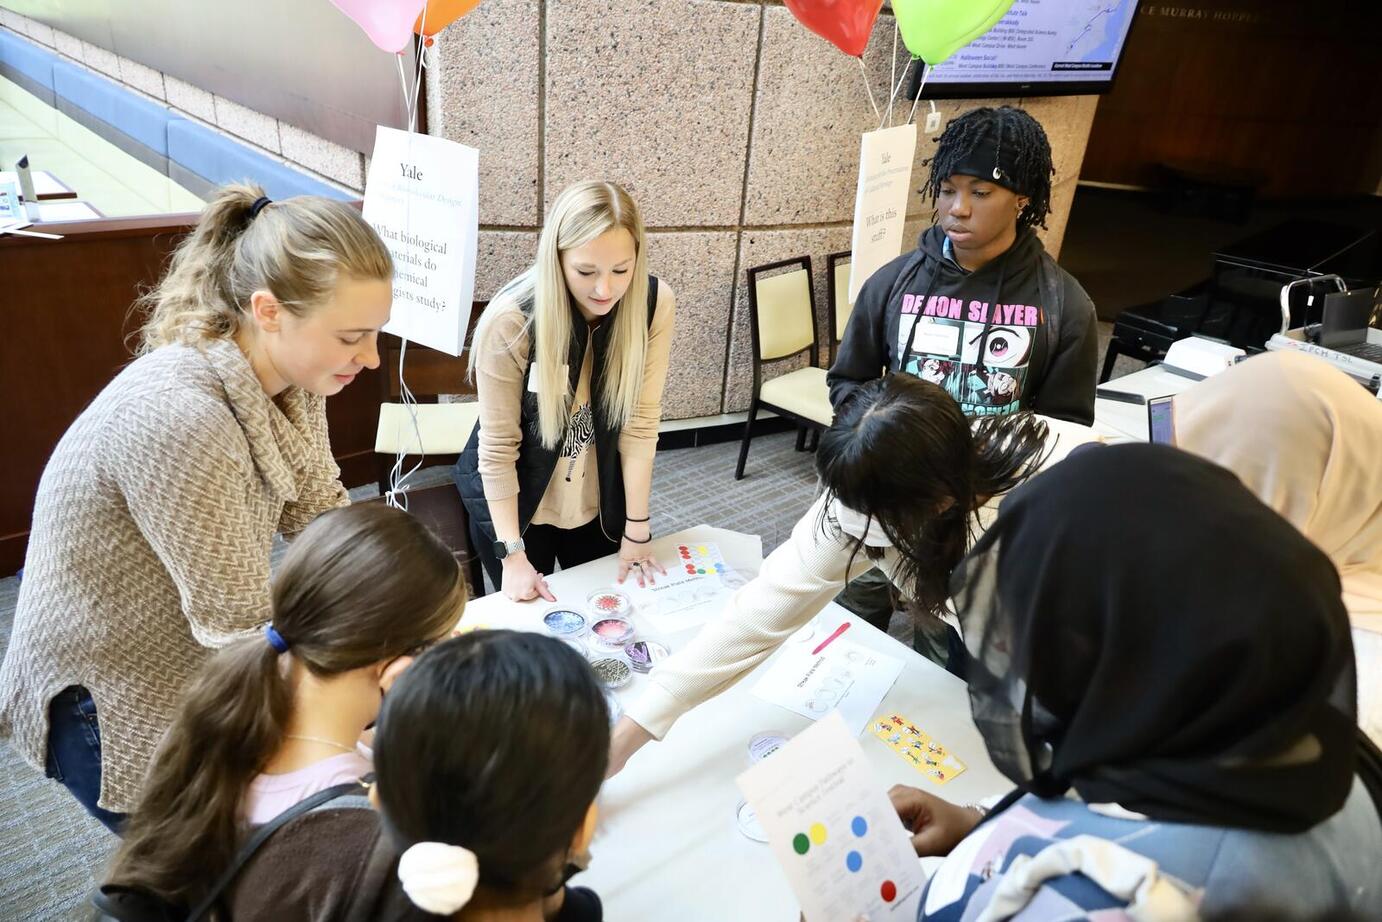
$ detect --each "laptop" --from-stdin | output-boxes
[1319,286,1382,363]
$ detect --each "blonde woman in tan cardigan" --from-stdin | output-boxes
[0,183,392,830]
[454,181,676,601]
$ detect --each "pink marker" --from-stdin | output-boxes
[811,622,851,656]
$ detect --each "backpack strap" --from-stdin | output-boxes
[1026,254,1065,397]
[646,275,659,327]
[340,822,405,922]
[90,781,370,922]
[184,780,368,921]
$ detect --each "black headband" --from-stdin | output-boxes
[249,196,273,219]
[936,115,1026,196]
[947,136,1024,196]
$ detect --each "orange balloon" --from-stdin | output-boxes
[414,0,481,36]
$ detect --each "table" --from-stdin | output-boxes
[463,525,1010,921]
[1093,364,1198,442]
[0,169,76,200]
[34,199,102,222]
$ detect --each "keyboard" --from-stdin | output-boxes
[1337,342,1382,363]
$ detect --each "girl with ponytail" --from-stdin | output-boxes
[177,632,607,921]
[0,183,393,829]
[106,502,465,911]
[607,374,1103,775]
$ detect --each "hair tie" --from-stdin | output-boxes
[398,842,480,914]
[249,196,273,219]
[264,624,290,654]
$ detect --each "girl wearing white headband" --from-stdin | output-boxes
[224,629,609,921]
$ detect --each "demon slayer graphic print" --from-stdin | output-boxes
[898,292,1042,416]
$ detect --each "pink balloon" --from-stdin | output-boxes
[330,0,428,53]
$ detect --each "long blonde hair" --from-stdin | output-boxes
[136,182,392,354]
[470,181,650,449]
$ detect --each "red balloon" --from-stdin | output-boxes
[784,0,884,57]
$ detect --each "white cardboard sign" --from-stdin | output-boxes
[737,712,926,922]
[848,124,918,304]
[363,126,479,356]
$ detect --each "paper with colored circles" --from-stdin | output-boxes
[622,542,746,631]
[868,713,967,785]
[737,712,926,922]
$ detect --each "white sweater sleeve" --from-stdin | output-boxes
[624,415,1104,740]
[625,493,901,739]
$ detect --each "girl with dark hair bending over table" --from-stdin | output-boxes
[608,374,1103,775]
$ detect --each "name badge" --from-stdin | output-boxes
[527,363,569,394]
[910,318,961,358]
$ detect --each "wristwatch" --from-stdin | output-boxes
[493,537,525,560]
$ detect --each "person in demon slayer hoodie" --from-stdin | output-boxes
[829,105,1097,423]
[827,105,1099,654]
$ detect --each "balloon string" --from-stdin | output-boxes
[880,56,914,132]
[858,56,880,122]
[410,0,430,132]
[387,0,432,511]
[396,53,411,126]
[886,21,897,128]
[908,63,930,124]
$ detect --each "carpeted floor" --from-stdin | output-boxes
[0,334,1142,920]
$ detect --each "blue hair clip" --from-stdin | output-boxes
[264,624,290,654]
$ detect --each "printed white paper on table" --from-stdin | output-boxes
[737,711,926,922]
[750,634,903,736]
[362,126,479,357]
[0,170,68,198]
[848,123,918,303]
[623,541,747,631]
[0,180,23,223]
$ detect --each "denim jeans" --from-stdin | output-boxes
[45,685,125,833]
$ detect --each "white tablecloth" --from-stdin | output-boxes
[463,525,1010,921]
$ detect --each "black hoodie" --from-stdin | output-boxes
[828,224,1098,424]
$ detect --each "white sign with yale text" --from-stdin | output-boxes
[363,126,479,356]
[848,124,917,304]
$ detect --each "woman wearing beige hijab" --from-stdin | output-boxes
[1169,351,1382,744]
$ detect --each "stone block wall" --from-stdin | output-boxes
[4,1,1100,421]
[429,0,1100,418]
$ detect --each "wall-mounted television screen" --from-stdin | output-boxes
[911,0,1141,99]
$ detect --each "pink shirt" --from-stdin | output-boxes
[243,747,372,825]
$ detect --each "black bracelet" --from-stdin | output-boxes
[622,532,652,544]
[625,515,650,523]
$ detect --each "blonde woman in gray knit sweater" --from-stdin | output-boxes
[0,183,392,830]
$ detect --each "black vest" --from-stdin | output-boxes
[453,277,659,545]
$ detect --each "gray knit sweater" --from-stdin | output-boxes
[0,339,348,811]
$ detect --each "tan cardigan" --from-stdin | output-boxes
[0,339,347,811]
[473,284,676,528]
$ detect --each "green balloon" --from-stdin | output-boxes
[893,0,1015,66]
